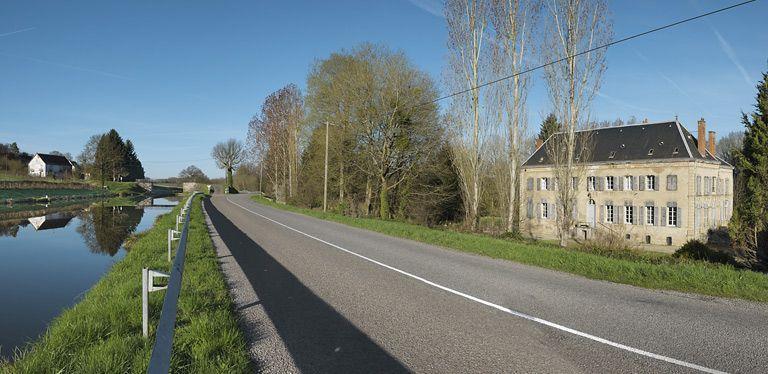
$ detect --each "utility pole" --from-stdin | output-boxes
[323,121,329,212]
[259,159,263,194]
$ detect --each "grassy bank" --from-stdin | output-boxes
[2,195,250,373]
[0,188,107,200]
[252,196,768,302]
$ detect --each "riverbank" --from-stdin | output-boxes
[251,195,768,302]
[0,180,150,204]
[1,194,250,373]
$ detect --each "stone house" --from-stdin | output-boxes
[520,119,734,248]
[28,153,74,178]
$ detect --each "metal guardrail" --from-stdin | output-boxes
[143,192,200,374]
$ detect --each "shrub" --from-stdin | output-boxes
[674,239,735,265]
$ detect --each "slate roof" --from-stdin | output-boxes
[35,153,73,166]
[522,120,731,167]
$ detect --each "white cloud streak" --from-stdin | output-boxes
[406,0,444,18]
[711,27,753,87]
[595,92,668,115]
[0,52,131,80]
[0,27,35,38]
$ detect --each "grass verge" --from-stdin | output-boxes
[1,195,250,373]
[252,195,768,302]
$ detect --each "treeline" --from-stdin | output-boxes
[0,142,32,175]
[77,129,145,184]
[246,45,462,225]
[240,0,612,232]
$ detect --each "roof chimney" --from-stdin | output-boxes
[708,131,716,156]
[535,138,543,150]
[697,118,707,156]
[642,118,649,124]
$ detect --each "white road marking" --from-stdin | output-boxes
[226,196,726,374]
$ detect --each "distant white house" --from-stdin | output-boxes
[28,153,74,178]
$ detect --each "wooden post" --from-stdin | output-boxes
[323,121,329,212]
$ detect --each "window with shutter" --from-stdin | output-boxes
[526,198,533,218]
[704,177,710,195]
[623,176,632,191]
[666,175,677,191]
[624,205,633,224]
[696,176,702,195]
[526,178,533,191]
[643,175,656,191]
[605,205,614,223]
[645,206,655,225]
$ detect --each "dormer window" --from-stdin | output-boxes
[538,157,544,163]
[672,147,679,155]
[648,149,654,156]
[620,144,626,149]
[608,151,616,159]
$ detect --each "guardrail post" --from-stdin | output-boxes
[142,268,149,337]
[175,215,181,231]
[142,268,170,337]
[167,229,180,262]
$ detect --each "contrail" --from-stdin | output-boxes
[711,27,753,87]
[0,52,131,80]
[0,27,35,38]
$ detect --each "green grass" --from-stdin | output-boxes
[100,181,146,196]
[252,196,768,302]
[1,195,250,373]
[0,174,90,184]
[0,188,107,200]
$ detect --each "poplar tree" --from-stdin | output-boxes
[732,69,768,263]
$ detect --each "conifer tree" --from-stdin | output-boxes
[537,113,560,142]
[732,69,768,263]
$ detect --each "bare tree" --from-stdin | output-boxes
[717,131,744,166]
[489,0,540,232]
[542,0,612,247]
[445,0,490,231]
[77,134,103,178]
[211,139,245,191]
[247,84,306,201]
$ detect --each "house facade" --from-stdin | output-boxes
[28,153,74,178]
[520,119,733,247]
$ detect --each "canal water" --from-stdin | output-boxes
[0,197,179,360]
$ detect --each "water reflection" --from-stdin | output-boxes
[28,212,76,231]
[76,205,144,256]
[0,197,174,360]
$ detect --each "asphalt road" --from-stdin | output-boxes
[204,194,768,373]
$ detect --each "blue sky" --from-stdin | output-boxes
[1,0,766,178]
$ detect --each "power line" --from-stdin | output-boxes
[423,0,757,108]
[142,158,214,164]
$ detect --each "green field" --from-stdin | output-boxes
[252,196,768,302]
[2,195,250,373]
